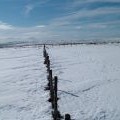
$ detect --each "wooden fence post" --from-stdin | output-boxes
[43,44,47,58]
[65,114,71,120]
[45,73,51,91]
[54,76,58,112]
[47,59,50,72]
[44,55,49,64]
[53,76,61,120]
[44,44,45,49]
[48,70,54,107]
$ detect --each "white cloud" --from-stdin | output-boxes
[0,0,120,45]
[86,0,120,2]
[46,6,120,35]
[52,7,120,23]
[85,23,107,29]
[72,0,120,5]
[25,4,34,15]
[36,25,46,28]
[74,23,107,31]
[0,21,14,30]
[24,0,50,15]
[0,23,55,44]
[75,26,83,29]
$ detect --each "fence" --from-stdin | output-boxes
[43,44,71,120]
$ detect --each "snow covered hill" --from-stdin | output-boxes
[0,44,120,120]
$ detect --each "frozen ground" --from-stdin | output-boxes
[48,44,120,120]
[0,46,51,120]
[0,44,120,120]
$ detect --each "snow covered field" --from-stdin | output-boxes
[0,46,50,120]
[0,44,120,120]
[48,44,120,120]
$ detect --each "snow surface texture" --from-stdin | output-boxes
[0,44,120,120]
[48,44,120,120]
[0,46,51,120]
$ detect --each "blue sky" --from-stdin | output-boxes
[0,0,120,43]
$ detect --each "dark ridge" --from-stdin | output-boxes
[0,39,120,48]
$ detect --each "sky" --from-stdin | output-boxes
[0,0,120,44]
